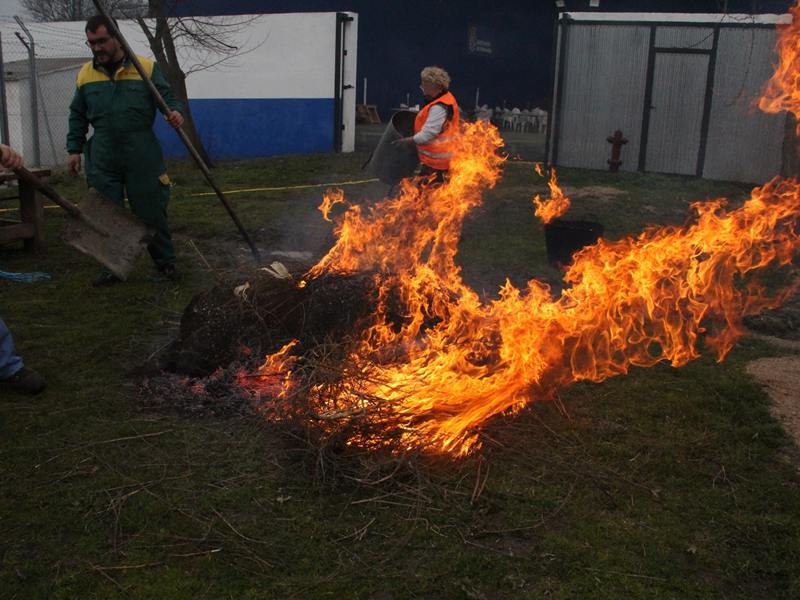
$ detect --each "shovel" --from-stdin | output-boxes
[13,166,150,280]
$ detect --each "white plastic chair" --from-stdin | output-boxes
[501,109,514,131]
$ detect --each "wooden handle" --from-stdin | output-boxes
[13,167,82,218]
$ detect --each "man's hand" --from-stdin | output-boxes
[0,144,22,170]
[392,136,415,147]
[67,153,82,176]
[165,111,184,129]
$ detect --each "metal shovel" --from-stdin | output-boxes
[13,166,150,280]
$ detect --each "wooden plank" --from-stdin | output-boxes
[0,168,51,184]
[367,105,381,124]
[356,104,381,125]
[0,222,34,245]
[18,171,45,251]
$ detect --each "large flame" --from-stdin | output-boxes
[241,6,800,455]
[759,2,800,128]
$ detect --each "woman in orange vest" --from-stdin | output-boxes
[395,66,460,183]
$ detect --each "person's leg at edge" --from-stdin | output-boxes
[0,318,45,394]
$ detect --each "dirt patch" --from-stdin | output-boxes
[744,286,800,467]
[746,356,800,465]
[561,185,627,201]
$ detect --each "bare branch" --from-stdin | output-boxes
[21,0,147,21]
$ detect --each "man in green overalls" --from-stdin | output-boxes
[67,15,185,286]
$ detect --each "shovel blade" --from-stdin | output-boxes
[62,188,151,281]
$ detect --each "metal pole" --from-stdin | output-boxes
[363,77,367,105]
[0,33,10,145]
[14,17,39,166]
[36,75,58,165]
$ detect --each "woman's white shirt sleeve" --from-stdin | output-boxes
[412,104,448,145]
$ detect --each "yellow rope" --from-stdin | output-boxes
[506,159,541,166]
[188,177,380,197]
[0,177,382,213]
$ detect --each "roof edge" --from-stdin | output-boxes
[563,12,792,25]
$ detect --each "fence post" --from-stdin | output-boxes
[14,16,39,167]
[0,32,10,145]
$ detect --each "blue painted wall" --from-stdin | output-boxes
[154,98,334,160]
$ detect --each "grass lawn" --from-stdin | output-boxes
[1,148,799,599]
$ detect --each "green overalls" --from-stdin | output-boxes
[67,55,183,269]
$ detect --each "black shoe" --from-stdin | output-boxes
[1,366,46,395]
[92,272,121,287]
[159,263,182,282]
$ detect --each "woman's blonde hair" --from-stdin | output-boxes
[420,66,451,89]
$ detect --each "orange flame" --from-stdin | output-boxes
[319,188,346,222]
[308,121,504,279]
[242,120,799,454]
[533,165,571,224]
[237,340,299,402]
[759,2,800,128]
[240,11,800,454]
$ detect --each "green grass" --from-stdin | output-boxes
[1,150,798,598]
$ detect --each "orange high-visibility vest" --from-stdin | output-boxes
[414,91,460,170]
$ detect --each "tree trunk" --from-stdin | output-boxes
[140,2,214,166]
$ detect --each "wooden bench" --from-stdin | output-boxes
[356,104,381,124]
[0,168,51,252]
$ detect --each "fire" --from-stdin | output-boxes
[533,163,571,224]
[319,189,345,222]
[308,121,504,279]
[237,340,299,402]
[759,1,800,127]
[237,6,800,455]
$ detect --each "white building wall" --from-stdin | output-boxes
[0,12,358,161]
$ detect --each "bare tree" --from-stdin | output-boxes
[136,0,262,165]
[21,0,145,21]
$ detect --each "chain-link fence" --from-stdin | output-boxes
[0,16,90,168]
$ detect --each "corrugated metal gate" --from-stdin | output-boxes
[547,13,789,183]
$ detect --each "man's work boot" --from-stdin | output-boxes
[159,263,182,282]
[1,366,46,395]
[92,272,121,287]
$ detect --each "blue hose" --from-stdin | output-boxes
[0,269,51,283]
